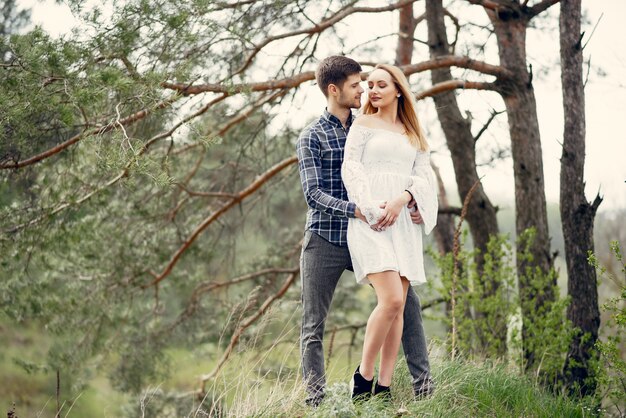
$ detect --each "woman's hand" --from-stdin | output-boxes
[372,191,412,230]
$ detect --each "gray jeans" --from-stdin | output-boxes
[300,230,433,402]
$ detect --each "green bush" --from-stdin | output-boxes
[590,241,626,415]
[428,229,575,387]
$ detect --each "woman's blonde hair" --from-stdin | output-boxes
[363,63,428,151]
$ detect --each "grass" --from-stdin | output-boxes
[0,320,129,417]
[2,317,589,417]
[169,342,587,417]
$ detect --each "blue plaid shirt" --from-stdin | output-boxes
[296,109,357,247]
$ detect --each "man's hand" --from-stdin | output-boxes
[408,199,424,224]
[355,207,368,223]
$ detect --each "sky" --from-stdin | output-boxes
[21,0,626,213]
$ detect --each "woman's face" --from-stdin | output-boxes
[367,69,399,109]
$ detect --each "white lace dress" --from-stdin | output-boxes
[341,124,438,286]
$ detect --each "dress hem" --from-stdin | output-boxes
[356,267,427,287]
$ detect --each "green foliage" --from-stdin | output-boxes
[516,229,577,386]
[590,241,626,414]
[0,73,358,410]
[429,233,517,358]
[428,229,575,387]
[0,0,615,413]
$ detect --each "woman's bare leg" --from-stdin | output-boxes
[359,270,404,381]
[378,277,410,386]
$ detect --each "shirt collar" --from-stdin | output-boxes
[322,108,354,130]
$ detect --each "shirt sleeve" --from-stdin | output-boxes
[296,128,356,218]
[341,125,383,225]
[406,150,438,234]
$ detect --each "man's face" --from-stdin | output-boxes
[335,73,364,109]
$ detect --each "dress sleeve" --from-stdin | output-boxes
[341,125,383,225]
[406,151,438,234]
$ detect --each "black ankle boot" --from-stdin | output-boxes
[373,381,391,402]
[350,365,373,402]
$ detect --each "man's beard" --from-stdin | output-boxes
[337,91,361,109]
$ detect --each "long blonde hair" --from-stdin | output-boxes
[363,63,428,151]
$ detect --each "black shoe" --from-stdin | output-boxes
[305,395,324,408]
[414,380,434,400]
[350,365,373,402]
[373,381,392,402]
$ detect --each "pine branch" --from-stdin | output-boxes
[416,79,497,100]
[4,90,281,233]
[473,109,505,142]
[143,156,298,288]
[164,266,301,334]
[466,0,501,10]
[527,0,560,18]
[0,95,181,170]
[163,55,509,96]
[229,0,419,78]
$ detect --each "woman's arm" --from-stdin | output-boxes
[405,151,438,234]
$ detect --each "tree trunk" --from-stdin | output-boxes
[559,0,602,396]
[395,3,418,66]
[426,0,504,354]
[432,163,455,330]
[432,163,455,255]
[485,5,554,369]
[425,0,500,267]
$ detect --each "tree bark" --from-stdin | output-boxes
[395,3,418,66]
[432,163,456,255]
[425,0,499,268]
[432,163,456,329]
[426,0,503,353]
[559,0,602,396]
[482,3,555,369]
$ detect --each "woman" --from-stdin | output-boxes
[341,63,438,401]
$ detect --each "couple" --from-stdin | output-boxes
[296,55,438,406]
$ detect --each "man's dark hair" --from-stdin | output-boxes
[315,56,362,97]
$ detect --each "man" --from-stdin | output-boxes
[296,55,434,406]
